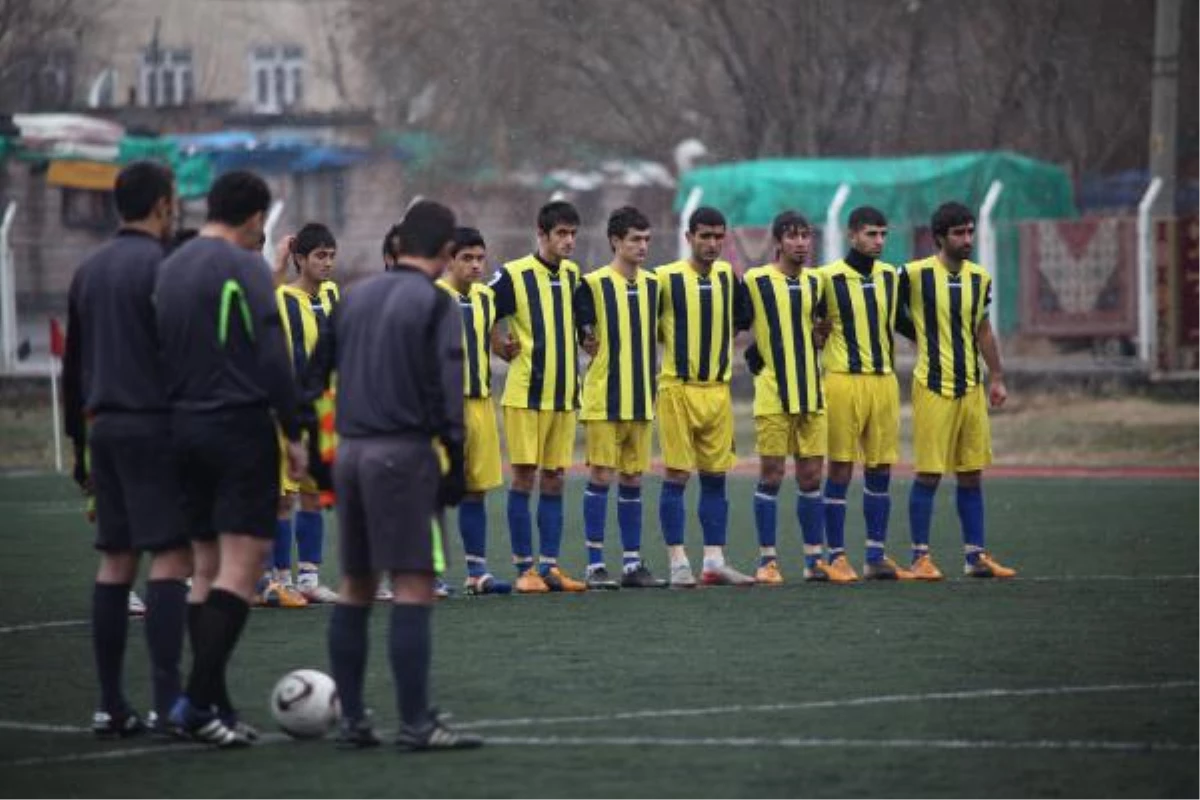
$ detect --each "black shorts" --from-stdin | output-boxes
[335,436,441,575]
[90,413,188,554]
[173,407,279,540]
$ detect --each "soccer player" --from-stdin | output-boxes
[899,201,1016,580]
[325,200,481,750]
[489,201,586,593]
[815,206,913,581]
[436,227,512,595]
[63,161,191,737]
[157,170,307,746]
[655,206,754,587]
[738,211,837,585]
[575,207,667,590]
[266,223,342,606]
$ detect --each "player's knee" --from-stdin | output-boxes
[147,545,192,581]
[338,574,375,606]
[539,469,564,494]
[617,472,642,489]
[511,465,537,492]
[794,463,823,493]
[96,550,139,584]
[828,460,854,484]
[391,571,436,606]
[298,492,321,513]
[759,458,785,488]
[277,494,294,517]
[665,467,691,486]
[589,466,613,487]
[956,470,981,489]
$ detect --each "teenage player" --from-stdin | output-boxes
[437,227,512,595]
[158,170,306,746]
[489,202,586,593]
[575,207,666,590]
[63,161,191,736]
[655,207,754,587]
[738,211,839,584]
[815,206,913,581]
[899,201,1016,580]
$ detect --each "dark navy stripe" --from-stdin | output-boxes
[550,275,568,411]
[600,279,622,420]
[756,276,790,412]
[786,278,807,413]
[522,271,547,408]
[460,299,482,398]
[920,269,941,394]
[832,275,862,374]
[969,273,983,387]
[322,287,337,311]
[647,279,659,398]
[862,276,885,374]
[628,282,646,420]
[697,278,713,381]
[670,273,689,380]
[882,271,896,371]
[948,275,966,398]
[809,274,823,410]
[717,271,732,381]
[480,292,493,393]
[283,294,307,376]
[567,269,580,408]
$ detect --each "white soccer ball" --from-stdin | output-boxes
[270,669,341,739]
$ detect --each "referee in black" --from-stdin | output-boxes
[62,161,191,738]
[324,200,481,751]
[156,170,306,747]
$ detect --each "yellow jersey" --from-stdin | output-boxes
[816,259,899,375]
[655,258,736,386]
[576,265,659,421]
[742,264,824,415]
[900,255,991,398]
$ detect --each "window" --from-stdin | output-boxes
[292,171,347,230]
[61,189,118,232]
[248,44,305,112]
[25,50,74,110]
[139,47,193,107]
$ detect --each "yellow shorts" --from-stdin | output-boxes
[585,420,652,475]
[503,407,577,470]
[825,372,900,467]
[657,382,735,473]
[280,433,318,496]
[465,397,503,493]
[911,381,993,474]
[755,412,827,458]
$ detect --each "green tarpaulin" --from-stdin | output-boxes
[118,137,212,199]
[676,151,1077,333]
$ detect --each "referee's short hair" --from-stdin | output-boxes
[397,200,456,258]
[114,161,175,223]
[206,170,271,226]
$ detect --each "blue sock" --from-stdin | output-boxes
[822,479,849,559]
[583,483,608,569]
[956,485,986,564]
[698,474,728,547]
[659,481,686,546]
[753,482,779,565]
[459,499,487,578]
[507,489,533,574]
[294,510,323,568]
[273,517,293,571]
[536,494,564,575]
[796,490,824,569]
[909,481,937,562]
[863,471,891,563]
[617,485,643,570]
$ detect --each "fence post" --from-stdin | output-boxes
[678,187,704,262]
[0,201,17,374]
[261,200,285,265]
[978,181,1004,332]
[1137,177,1164,366]
[823,184,851,265]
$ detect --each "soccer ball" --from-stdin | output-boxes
[270,669,340,739]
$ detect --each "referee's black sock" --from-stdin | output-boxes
[143,579,188,719]
[388,603,432,727]
[185,589,249,712]
[328,604,371,722]
[92,582,132,714]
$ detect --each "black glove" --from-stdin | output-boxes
[71,436,89,491]
[438,439,466,508]
[745,343,766,376]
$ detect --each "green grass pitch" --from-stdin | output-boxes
[0,473,1195,798]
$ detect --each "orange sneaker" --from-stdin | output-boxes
[909,553,945,581]
[863,556,915,581]
[754,560,785,586]
[825,554,860,584]
[541,566,588,592]
[965,552,1017,579]
[514,570,550,594]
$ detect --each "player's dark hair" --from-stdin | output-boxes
[206,170,271,226]
[931,202,975,240]
[396,200,456,259]
[381,223,403,261]
[537,201,580,234]
[771,210,810,241]
[688,206,726,233]
[848,206,887,231]
[292,222,337,256]
[113,161,174,222]
[606,206,651,242]
[451,226,486,255]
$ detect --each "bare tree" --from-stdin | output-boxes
[0,0,92,112]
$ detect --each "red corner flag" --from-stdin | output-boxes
[49,318,65,359]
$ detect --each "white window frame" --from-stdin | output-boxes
[248,44,305,113]
[139,48,193,107]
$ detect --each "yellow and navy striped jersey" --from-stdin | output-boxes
[816,259,899,375]
[490,253,580,411]
[899,255,992,398]
[655,259,736,385]
[741,265,824,415]
[277,280,338,376]
[436,279,496,399]
[575,266,659,422]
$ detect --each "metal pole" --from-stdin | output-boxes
[1148,0,1181,217]
[49,359,63,473]
[261,199,285,264]
[1137,177,1164,365]
[978,181,1005,332]
[823,184,851,265]
[678,187,703,261]
[0,201,18,374]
